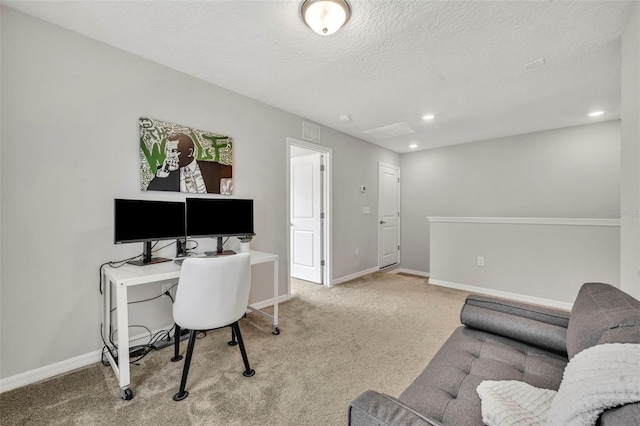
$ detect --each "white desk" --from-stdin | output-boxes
[101,250,279,400]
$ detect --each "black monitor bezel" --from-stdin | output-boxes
[185,198,255,239]
[114,198,186,244]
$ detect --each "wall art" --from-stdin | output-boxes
[139,117,233,195]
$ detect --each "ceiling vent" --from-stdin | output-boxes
[303,121,320,142]
[362,122,416,140]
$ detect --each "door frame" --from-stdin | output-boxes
[378,162,401,269]
[286,138,333,287]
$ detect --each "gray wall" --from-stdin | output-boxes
[429,218,620,305]
[400,120,621,273]
[0,8,398,380]
[620,2,640,298]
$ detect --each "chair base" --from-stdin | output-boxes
[173,391,189,401]
[173,321,254,401]
[228,326,238,346]
[171,355,183,362]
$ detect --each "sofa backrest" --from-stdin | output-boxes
[566,282,640,359]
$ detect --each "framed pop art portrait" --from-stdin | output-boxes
[139,117,233,195]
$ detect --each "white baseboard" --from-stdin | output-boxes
[429,279,573,310]
[0,324,180,394]
[0,349,103,393]
[248,294,291,310]
[0,294,291,394]
[331,266,379,286]
[388,268,430,278]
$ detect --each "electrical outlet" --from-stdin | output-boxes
[477,256,485,267]
[355,248,359,256]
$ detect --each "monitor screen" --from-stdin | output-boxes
[114,199,185,244]
[186,198,254,238]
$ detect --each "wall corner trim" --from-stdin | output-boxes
[332,267,380,286]
[427,217,621,227]
[389,268,430,277]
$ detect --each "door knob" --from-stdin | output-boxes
[380,220,386,224]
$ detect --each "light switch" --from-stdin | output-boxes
[363,206,371,215]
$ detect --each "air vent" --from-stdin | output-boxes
[362,122,416,140]
[303,122,320,142]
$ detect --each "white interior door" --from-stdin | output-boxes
[378,163,400,268]
[291,153,323,283]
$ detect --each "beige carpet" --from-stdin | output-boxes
[0,272,468,426]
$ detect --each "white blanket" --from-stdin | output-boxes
[476,343,640,426]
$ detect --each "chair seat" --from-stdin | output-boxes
[171,253,255,400]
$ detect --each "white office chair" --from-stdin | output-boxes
[171,252,255,401]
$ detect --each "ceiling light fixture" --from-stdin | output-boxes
[301,0,351,35]
[588,110,605,117]
[409,143,418,149]
[422,114,435,121]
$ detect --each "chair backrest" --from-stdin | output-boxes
[173,252,251,330]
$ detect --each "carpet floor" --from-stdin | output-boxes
[0,272,468,425]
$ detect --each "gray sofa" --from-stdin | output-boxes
[348,282,640,425]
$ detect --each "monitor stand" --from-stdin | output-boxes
[211,250,236,256]
[128,241,171,266]
[175,238,188,258]
[204,237,236,257]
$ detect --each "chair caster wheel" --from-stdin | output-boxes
[243,369,255,377]
[173,391,189,401]
[272,326,280,335]
[171,355,183,362]
[227,340,238,346]
[121,388,133,400]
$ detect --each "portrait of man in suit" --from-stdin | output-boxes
[146,132,232,194]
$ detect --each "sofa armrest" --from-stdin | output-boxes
[348,390,443,426]
[460,294,570,355]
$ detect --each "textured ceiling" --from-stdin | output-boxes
[2,0,634,153]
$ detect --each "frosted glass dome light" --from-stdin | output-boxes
[301,0,351,36]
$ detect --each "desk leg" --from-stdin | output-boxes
[272,257,280,335]
[115,285,133,400]
[102,276,122,390]
[101,271,111,352]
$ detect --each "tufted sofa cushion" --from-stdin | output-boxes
[566,282,640,359]
[398,327,568,426]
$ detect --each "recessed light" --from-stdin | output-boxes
[422,114,435,121]
[409,143,418,149]
[588,111,605,117]
[340,114,351,122]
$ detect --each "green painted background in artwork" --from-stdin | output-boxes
[138,117,233,191]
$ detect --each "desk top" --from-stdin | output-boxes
[103,250,278,287]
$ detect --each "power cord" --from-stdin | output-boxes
[99,244,181,366]
[105,324,177,365]
[99,240,177,293]
[99,255,142,294]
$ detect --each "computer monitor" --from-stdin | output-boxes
[186,198,254,254]
[114,199,186,265]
